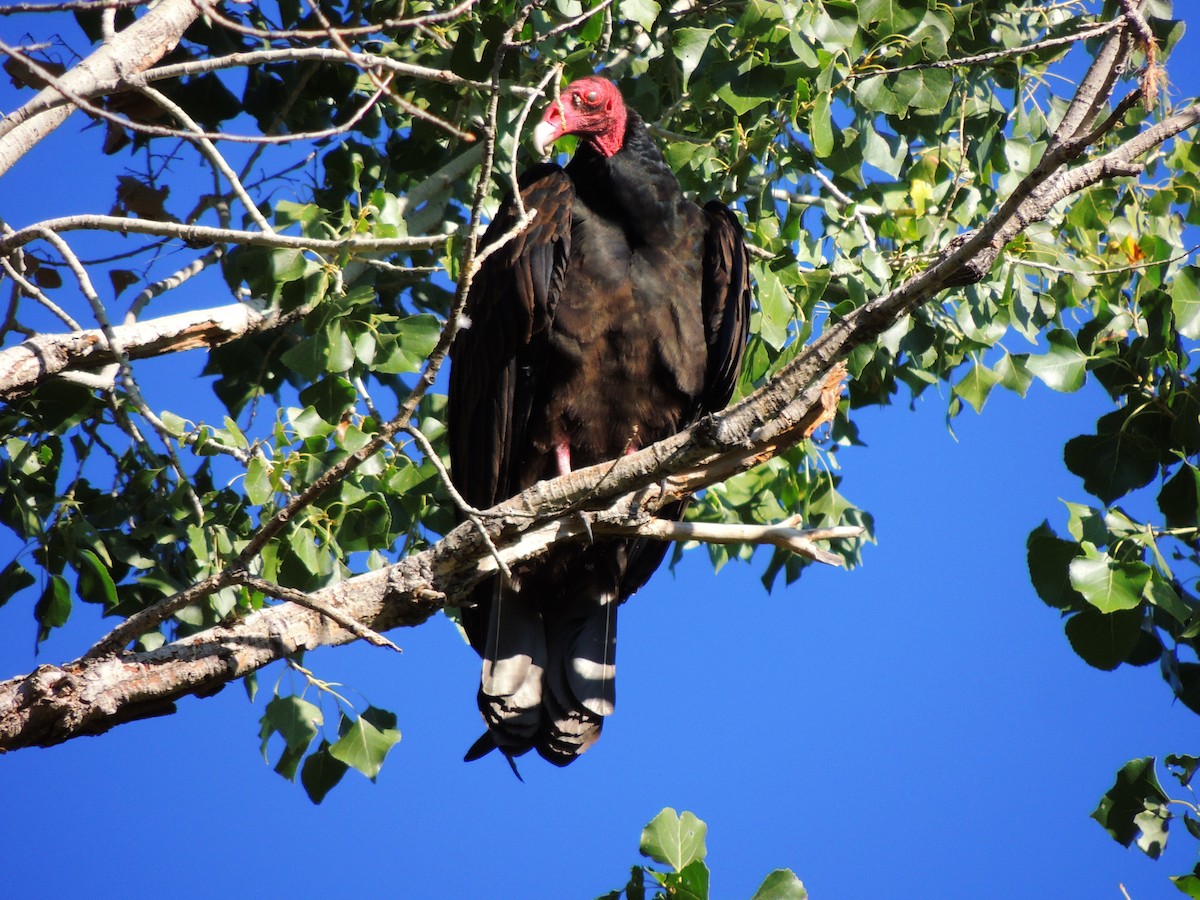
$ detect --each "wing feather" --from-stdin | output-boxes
[698,201,752,414]
[448,164,575,511]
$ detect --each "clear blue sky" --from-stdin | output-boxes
[1,9,1198,899]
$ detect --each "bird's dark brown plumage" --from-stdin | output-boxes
[448,77,751,767]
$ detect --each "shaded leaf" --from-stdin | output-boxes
[1026,522,1083,609]
[1064,606,1143,670]
[0,559,36,610]
[301,740,349,804]
[1092,757,1170,849]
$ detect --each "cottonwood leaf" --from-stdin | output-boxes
[640,808,707,873]
[751,870,809,900]
[1069,552,1150,613]
[329,708,401,780]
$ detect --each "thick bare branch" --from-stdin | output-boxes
[0,302,288,401]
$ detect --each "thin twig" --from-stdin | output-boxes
[235,573,402,653]
[202,0,479,41]
[0,0,146,11]
[0,256,83,330]
[595,516,866,567]
[133,85,275,234]
[813,169,878,252]
[400,422,513,581]
[125,248,223,323]
[0,215,447,255]
[37,228,205,521]
[846,18,1123,81]
[0,39,394,146]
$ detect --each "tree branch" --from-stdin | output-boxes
[0,0,210,177]
[0,215,447,255]
[1,1,1191,753]
[0,301,290,401]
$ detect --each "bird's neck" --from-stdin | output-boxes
[580,113,686,247]
[586,104,628,158]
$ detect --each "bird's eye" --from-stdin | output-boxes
[585,90,599,103]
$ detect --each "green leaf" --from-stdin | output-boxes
[862,126,907,178]
[259,695,323,768]
[245,456,273,506]
[1069,551,1150,613]
[1092,757,1170,853]
[298,376,356,423]
[1171,866,1200,899]
[1025,328,1086,392]
[715,67,777,116]
[751,869,809,900]
[1134,805,1171,859]
[34,574,71,643]
[1166,754,1200,789]
[665,859,710,900]
[952,360,998,414]
[0,559,36,609]
[377,315,442,374]
[1159,463,1200,528]
[810,89,834,159]
[1026,522,1083,609]
[671,28,712,91]
[1064,606,1143,670]
[325,321,356,373]
[301,740,349,804]
[1144,573,1193,625]
[329,707,401,779]
[1064,409,1161,504]
[337,493,391,551]
[640,808,707,873]
[857,0,922,33]
[1171,266,1200,339]
[622,0,660,31]
[75,548,117,607]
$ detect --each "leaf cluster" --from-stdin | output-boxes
[2,0,1199,828]
[598,808,806,900]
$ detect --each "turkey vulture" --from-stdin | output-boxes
[448,76,751,767]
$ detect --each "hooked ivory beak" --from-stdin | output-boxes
[533,120,561,157]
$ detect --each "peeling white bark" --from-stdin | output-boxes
[0,302,278,400]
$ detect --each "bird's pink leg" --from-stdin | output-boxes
[555,435,572,476]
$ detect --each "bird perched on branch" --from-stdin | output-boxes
[448,76,751,767]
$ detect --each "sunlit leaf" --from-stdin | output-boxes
[640,808,707,873]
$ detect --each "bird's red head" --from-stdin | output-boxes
[533,77,627,159]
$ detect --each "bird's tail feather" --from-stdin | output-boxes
[469,559,622,767]
[477,590,546,756]
[538,585,617,764]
